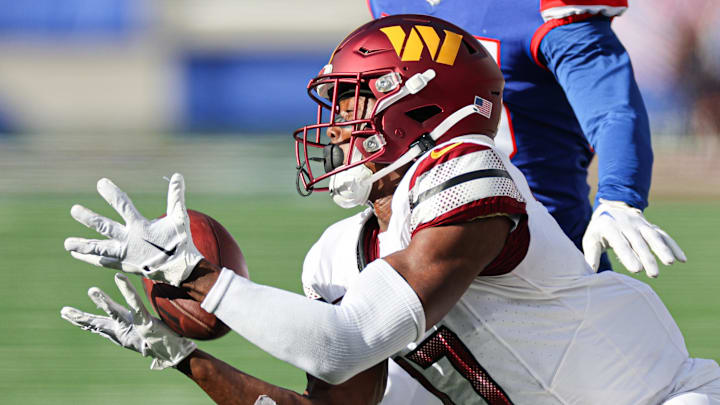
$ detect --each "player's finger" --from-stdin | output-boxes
[61,307,123,345]
[658,228,687,263]
[69,251,124,271]
[581,235,603,271]
[87,287,132,323]
[622,227,658,277]
[61,307,115,334]
[114,273,150,321]
[165,173,188,224]
[96,178,143,224]
[70,204,125,239]
[603,226,643,273]
[639,226,677,266]
[60,306,96,328]
[64,237,122,258]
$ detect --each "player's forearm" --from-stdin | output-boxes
[177,350,387,405]
[199,260,425,384]
[542,18,653,209]
[177,350,316,405]
[592,119,652,209]
[181,259,221,302]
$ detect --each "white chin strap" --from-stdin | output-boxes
[369,103,484,184]
[329,103,483,209]
[328,67,483,208]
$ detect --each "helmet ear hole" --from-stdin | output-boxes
[462,39,481,55]
[405,105,443,123]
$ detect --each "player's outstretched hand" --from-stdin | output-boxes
[64,173,204,286]
[582,199,687,278]
[60,273,197,369]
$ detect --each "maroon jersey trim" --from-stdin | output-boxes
[404,326,514,404]
[394,356,456,405]
[482,215,530,276]
[357,214,380,270]
[412,195,526,237]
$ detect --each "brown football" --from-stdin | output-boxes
[142,209,249,340]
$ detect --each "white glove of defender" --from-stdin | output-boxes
[64,173,203,286]
[60,273,197,370]
[582,199,687,277]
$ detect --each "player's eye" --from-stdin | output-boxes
[333,113,353,130]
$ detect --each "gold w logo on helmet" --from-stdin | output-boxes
[380,25,463,66]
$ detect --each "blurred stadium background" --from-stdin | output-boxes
[0,1,718,404]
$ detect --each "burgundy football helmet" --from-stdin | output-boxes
[294,14,504,206]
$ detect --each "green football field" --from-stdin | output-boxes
[1,193,718,404]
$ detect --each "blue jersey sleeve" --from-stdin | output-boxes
[539,17,652,210]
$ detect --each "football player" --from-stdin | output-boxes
[366,0,686,278]
[62,15,720,405]
[361,4,689,401]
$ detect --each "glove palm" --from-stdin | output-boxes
[60,273,197,370]
[582,199,687,277]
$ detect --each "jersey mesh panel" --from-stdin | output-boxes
[410,150,524,232]
[303,285,322,300]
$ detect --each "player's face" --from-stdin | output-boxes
[326,95,377,151]
[326,95,407,202]
[324,94,403,202]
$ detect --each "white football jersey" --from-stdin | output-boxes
[302,135,719,404]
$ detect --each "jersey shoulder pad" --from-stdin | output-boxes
[407,140,526,236]
[301,209,372,302]
[540,0,627,22]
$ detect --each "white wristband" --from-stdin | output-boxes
[200,267,236,313]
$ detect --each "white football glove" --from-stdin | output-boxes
[582,199,687,277]
[60,273,197,370]
[64,173,203,286]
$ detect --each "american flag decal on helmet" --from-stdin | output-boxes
[474,96,493,119]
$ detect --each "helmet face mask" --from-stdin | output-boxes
[294,70,391,196]
[294,14,505,203]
